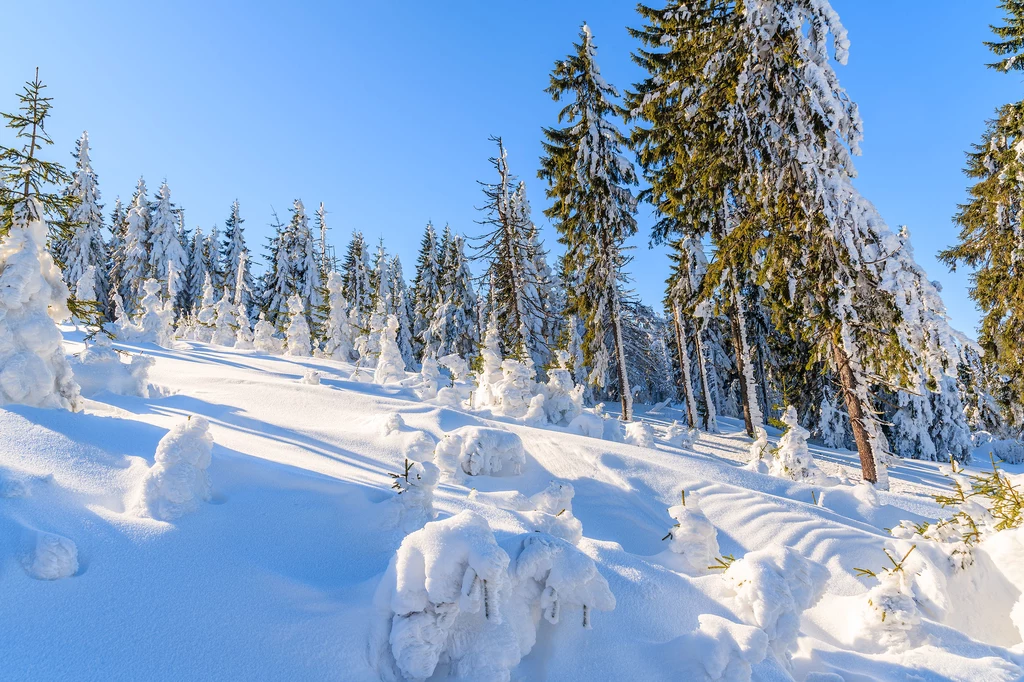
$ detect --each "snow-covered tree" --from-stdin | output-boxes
[135,278,175,345]
[0,71,82,410]
[434,233,479,360]
[234,302,254,349]
[253,312,282,353]
[341,230,373,326]
[412,222,442,359]
[770,406,825,483]
[259,209,293,330]
[285,293,311,357]
[474,137,551,365]
[193,272,217,342]
[374,314,406,384]
[62,131,107,314]
[119,178,151,316]
[389,256,416,367]
[540,24,638,419]
[147,182,188,306]
[323,270,356,361]
[105,197,126,319]
[288,199,324,336]
[211,290,236,346]
[220,200,253,318]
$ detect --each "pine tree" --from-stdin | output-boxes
[182,227,207,316]
[62,131,108,316]
[540,23,638,420]
[412,221,442,358]
[105,197,126,319]
[390,256,416,367]
[435,233,479,360]
[221,199,253,317]
[260,209,294,330]
[627,1,916,486]
[0,69,82,409]
[324,270,356,361]
[120,178,151,316]
[288,199,324,337]
[940,1,1024,424]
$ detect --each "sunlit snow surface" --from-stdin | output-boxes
[1,327,1022,680]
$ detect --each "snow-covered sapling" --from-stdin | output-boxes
[434,426,526,479]
[417,354,442,400]
[285,294,311,357]
[26,531,79,580]
[853,546,922,651]
[252,312,282,353]
[660,491,721,576]
[624,420,655,448]
[135,415,214,521]
[374,315,406,385]
[665,420,699,448]
[388,458,441,533]
[233,303,254,349]
[746,426,770,474]
[769,406,825,483]
[135,279,175,346]
[542,350,584,426]
[211,290,237,346]
[300,369,321,385]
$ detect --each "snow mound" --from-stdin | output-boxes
[377,511,517,681]
[665,420,699,448]
[472,480,583,545]
[134,415,214,521]
[624,421,655,448]
[300,369,321,385]
[71,336,154,398]
[567,411,604,439]
[723,546,828,667]
[434,427,525,479]
[403,432,437,463]
[391,460,441,533]
[26,531,79,580]
[684,614,769,682]
[382,412,406,436]
[854,565,922,652]
[659,492,720,576]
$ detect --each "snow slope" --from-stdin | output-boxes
[1,328,1022,681]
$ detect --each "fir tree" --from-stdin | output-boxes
[221,199,253,317]
[540,23,638,420]
[390,255,416,368]
[412,221,442,359]
[182,227,207,316]
[120,178,151,316]
[341,230,373,326]
[148,181,188,308]
[105,197,126,319]
[260,209,294,330]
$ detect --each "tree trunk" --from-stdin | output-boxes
[729,307,755,438]
[610,287,632,422]
[831,338,878,484]
[694,320,718,432]
[672,303,699,428]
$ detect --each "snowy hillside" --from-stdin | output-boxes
[2,331,1022,681]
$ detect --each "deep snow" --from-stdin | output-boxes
[1,328,1023,680]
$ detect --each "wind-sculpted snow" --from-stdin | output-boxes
[134,415,214,520]
[434,426,525,479]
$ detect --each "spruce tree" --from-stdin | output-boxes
[389,255,416,367]
[412,221,442,358]
[182,227,207,316]
[148,181,188,307]
[289,199,324,336]
[260,210,294,330]
[221,199,253,317]
[341,230,373,326]
[940,1,1024,425]
[627,1,916,486]
[540,23,638,420]
[105,197,126,320]
[62,131,107,314]
[120,178,151,316]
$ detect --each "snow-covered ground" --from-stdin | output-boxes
[2,329,1022,681]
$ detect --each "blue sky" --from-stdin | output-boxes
[3,1,1019,335]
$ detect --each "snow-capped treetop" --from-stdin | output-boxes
[147,182,188,300]
[63,131,107,295]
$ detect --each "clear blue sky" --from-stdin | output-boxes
[4,1,1019,335]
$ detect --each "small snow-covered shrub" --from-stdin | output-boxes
[300,369,321,385]
[567,411,604,439]
[389,459,441,533]
[417,354,441,400]
[403,432,438,463]
[503,532,615,657]
[135,279,175,345]
[974,433,1024,465]
[211,291,237,346]
[135,415,214,521]
[490,359,539,419]
[853,547,922,651]
[377,511,517,682]
[434,426,525,479]
[542,352,583,426]
[382,412,406,436]
[438,353,469,385]
[253,312,282,353]
[769,406,825,483]
[723,546,827,668]
[624,421,655,448]
[26,532,78,580]
[523,394,547,427]
[665,420,699,448]
[285,294,311,357]
[72,335,154,398]
[374,315,406,385]
[233,304,254,349]
[660,492,720,576]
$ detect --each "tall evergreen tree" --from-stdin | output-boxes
[341,230,373,326]
[940,1,1024,428]
[182,227,208,316]
[62,131,107,313]
[260,210,294,330]
[148,181,188,307]
[412,221,442,358]
[221,200,253,317]
[540,23,638,420]
[105,197,126,319]
[120,178,151,316]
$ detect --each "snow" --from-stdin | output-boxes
[434,426,525,479]
[2,329,1024,680]
[133,414,214,521]
[26,531,79,580]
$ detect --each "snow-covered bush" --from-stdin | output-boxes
[973,432,1024,465]
[624,421,655,448]
[134,415,214,521]
[723,546,827,668]
[323,271,356,361]
[403,431,438,464]
[376,511,516,682]
[211,291,237,346]
[434,426,525,479]
[660,491,720,576]
[523,394,547,427]
[417,354,441,400]
[665,420,699,448]
[542,351,584,425]
[253,312,282,353]
[382,412,405,436]
[471,319,504,410]
[521,481,583,545]
[134,279,175,346]
[0,194,82,410]
[502,532,615,657]
[233,303,254,349]
[285,294,311,357]
[438,353,469,385]
[680,614,768,682]
[73,265,100,322]
[567,411,605,439]
[193,273,217,342]
[746,426,770,474]
[375,315,406,385]
[389,459,441,533]
[769,406,825,483]
[853,547,922,651]
[71,335,154,398]
[300,369,321,385]
[490,359,538,419]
